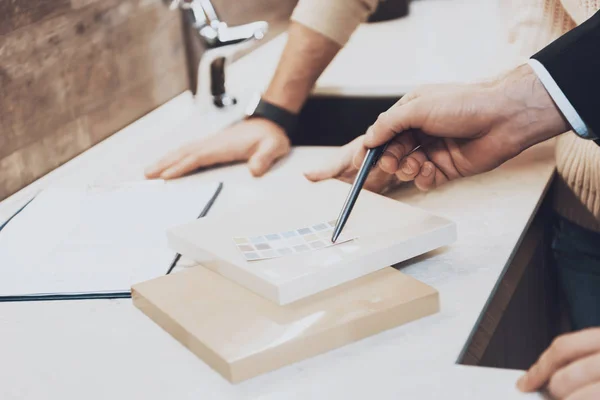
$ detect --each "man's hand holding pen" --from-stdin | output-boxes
[307,64,568,192]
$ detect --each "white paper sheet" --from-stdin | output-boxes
[0,180,221,297]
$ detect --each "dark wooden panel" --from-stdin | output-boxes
[0,0,72,35]
[0,0,188,199]
[460,195,569,369]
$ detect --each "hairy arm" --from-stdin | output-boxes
[262,22,342,113]
[264,0,380,112]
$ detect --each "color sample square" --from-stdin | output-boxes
[287,237,304,246]
[265,234,281,241]
[237,244,254,252]
[250,236,266,244]
[328,220,337,227]
[312,223,328,231]
[277,248,293,256]
[255,243,271,251]
[260,250,278,259]
[282,231,297,238]
[318,231,331,239]
[309,240,325,249]
[269,240,287,250]
[244,252,260,260]
[234,237,248,244]
[298,228,312,235]
[293,244,309,253]
[304,234,318,242]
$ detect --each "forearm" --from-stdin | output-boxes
[497,10,600,150]
[262,0,378,113]
[492,64,569,151]
[262,22,341,113]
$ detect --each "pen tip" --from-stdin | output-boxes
[331,232,339,244]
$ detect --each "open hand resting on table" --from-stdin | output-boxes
[352,64,570,191]
[145,118,291,179]
[518,328,600,399]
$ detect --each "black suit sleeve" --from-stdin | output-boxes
[531,10,600,141]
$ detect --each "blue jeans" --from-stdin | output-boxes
[552,215,600,330]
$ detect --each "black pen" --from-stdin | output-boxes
[331,143,388,243]
[331,142,422,243]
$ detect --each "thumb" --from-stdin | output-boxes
[248,138,287,177]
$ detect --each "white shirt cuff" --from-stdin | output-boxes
[527,59,596,140]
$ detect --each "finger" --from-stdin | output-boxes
[159,137,245,179]
[160,154,205,179]
[394,91,419,107]
[518,329,600,392]
[304,155,350,182]
[396,150,428,182]
[351,143,369,170]
[364,100,428,148]
[423,138,464,181]
[566,381,600,400]
[434,167,450,187]
[547,353,600,399]
[414,161,437,191]
[145,148,189,178]
[391,85,454,110]
[378,133,417,174]
[306,135,367,182]
[305,138,358,181]
[363,167,395,194]
[248,137,289,177]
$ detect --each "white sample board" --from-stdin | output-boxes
[168,179,456,305]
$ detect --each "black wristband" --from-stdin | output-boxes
[245,96,299,136]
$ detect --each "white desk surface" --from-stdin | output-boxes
[229,0,524,97]
[0,0,551,397]
[0,89,552,399]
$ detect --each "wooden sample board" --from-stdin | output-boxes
[167,179,456,304]
[132,265,439,383]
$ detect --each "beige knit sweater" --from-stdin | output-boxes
[292,0,600,232]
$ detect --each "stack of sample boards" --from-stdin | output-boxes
[133,179,456,383]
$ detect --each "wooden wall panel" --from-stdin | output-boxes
[0,0,188,200]
[0,0,299,200]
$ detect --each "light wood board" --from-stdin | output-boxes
[132,265,439,383]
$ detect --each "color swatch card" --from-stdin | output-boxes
[168,179,457,305]
[233,220,356,261]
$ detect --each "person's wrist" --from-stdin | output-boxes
[492,64,569,151]
[246,95,299,138]
[245,117,288,136]
[261,92,303,115]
